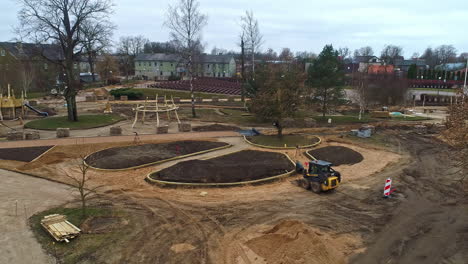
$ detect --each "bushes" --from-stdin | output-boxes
[110,88,144,100]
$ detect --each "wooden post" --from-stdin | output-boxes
[142,97,148,124]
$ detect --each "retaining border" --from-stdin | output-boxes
[145,151,297,188]
[84,143,232,172]
[243,135,322,150]
[30,145,57,163]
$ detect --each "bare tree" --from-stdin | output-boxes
[338,47,351,60]
[20,62,34,95]
[117,35,149,80]
[64,153,101,218]
[238,30,247,101]
[16,0,114,122]
[241,10,263,79]
[81,20,115,82]
[354,46,374,58]
[434,45,458,64]
[96,54,119,84]
[380,44,403,65]
[165,0,207,118]
[279,48,294,62]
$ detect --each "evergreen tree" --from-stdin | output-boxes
[407,64,417,79]
[305,45,345,117]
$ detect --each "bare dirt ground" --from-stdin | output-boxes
[0,169,73,264]
[1,131,466,264]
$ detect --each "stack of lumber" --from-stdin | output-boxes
[41,214,81,243]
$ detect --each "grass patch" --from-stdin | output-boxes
[131,88,240,100]
[179,107,261,126]
[390,115,431,121]
[25,114,124,130]
[314,115,373,124]
[410,88,455,93]
[246,135,319,148]
[30,207,128,264]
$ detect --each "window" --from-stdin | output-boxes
[160,71,163,76]
[207,64,210,69]
[44,63,48,70]
[0,49,5,56]
[139,62,141,67]
[160,63,163,66]
[171,63,173,67]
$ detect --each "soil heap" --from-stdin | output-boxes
[307,146,363,166]
[153,150,294,183]
[0,146,54,162]
[245,220,346,264]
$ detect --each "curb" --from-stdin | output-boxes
[84,143,233,172]
[243,135,322,150]
[145,152,297,188]
[30,145,57,163]
[23,115,126,131]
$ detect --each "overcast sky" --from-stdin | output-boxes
[1,0,467,57]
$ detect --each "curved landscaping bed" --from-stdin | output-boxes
[147,150,295,187]
[244,134,321,149]
[24,114,125,130]
[306,146,363,165]
[85,140,230,170]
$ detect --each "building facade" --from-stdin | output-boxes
[0,42,63,93]
[134,53,236,80]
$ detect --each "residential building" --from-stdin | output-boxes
[368,65,395,74]
[134,53,236,80]
[0,42,63,93]
[354,56,383,72]
[394,58,428,72]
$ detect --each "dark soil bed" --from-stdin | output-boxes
[85,140,228,169]
[0,146,54,162]
[192,124,240,132]
[150,150,294,184]
[306,146,363,166]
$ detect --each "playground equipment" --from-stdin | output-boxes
[131,94,181,128]
[24,103,48,117]
[0,84,24,120]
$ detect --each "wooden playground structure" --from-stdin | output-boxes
[131,95,181,128]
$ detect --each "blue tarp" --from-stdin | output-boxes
[238,128,261,136]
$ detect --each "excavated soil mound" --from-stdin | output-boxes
[81,216,124,234]
[245,220,346,264]
[85,140,228,169]
[307,146,363,166]
[0,146,53,162]
[192,124,240,132]
[151,150,294,183]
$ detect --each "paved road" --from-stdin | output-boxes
[0,169,73,264]
[0,131,239,149]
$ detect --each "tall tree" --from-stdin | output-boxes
[117,35,148,80]
[354,46,374,58]
[306,45,345,117]
[239,30,247,101]
[241,11,263,79]
[434,45,457,65]
[380,44,403,65]
[250,63,305,137]
[421,47,438,68]
[17,0,114,122]
[81,20,114,82]
[165,0,207,118]
[338,47,351,60]
[279,48,294,62]
[96,54,119,84]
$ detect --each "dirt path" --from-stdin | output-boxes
[0,131,238,148]
[0,169,73,264]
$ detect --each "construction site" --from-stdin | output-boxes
[0,82,466,264]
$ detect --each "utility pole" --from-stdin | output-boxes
[463,57,468,101]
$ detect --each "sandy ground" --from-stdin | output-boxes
[0,132,466,264]
[0,169,73,264]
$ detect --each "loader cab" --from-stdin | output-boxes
[302,160,341,192]
[307,160,335,176]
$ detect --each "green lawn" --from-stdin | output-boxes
[314,115,372,124]
[390,115,431,121]
[246,134,319,148]
[179,107,260,126]
[410,88,456,93]
[25,114,124,130]
[131,88,240,100]
[30,207,128,264]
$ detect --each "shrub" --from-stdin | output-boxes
[110,88,144,100]
[168,74,181,81]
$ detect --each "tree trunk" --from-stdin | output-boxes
[277,122,283,138]
[322,90,327,117]
[65,66,78,122]
[88,54,96,82]
[189,55,196,118]
[240,38,246,102]
[81,193,86,218]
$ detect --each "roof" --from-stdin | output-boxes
[435,62,467,71]
[310,160,333,167]
[0,42,63,61]
[394,59,427,67]
[135,53,234,64]
[353,56,379,63]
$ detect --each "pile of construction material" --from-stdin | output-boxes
[41,214,81,243]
